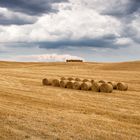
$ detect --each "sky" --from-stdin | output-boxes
[0,0,140,62]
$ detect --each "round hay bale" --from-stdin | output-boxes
[83,79,89,82]
[81,82,92,91]
[91,82,101,92]
[52,79,60,87]
[42,78,53,86]
[75,78,82,81]
[60,80,69,88]
[100,83,113,93]
[99,80,107,84]
[73,81,82,90]
[66,81,75,89]
[42,78,47,85]
[91,79,95,84]
[117,82,128,91]
[108,81,117,89]
[60,77,67,81]
[68,77,74,81]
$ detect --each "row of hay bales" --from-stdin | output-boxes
[42,77,128,93]
[66,59,83,62]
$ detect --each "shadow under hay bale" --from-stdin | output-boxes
[81,82,92,91]
[117,82,128,91]
[66,81,75,89]
[52,79,60,87]
[42,78,53,86]
[108,81,117,89]
[60,80,69,88]
[73,81,82,90]
[83,79,89,82]
[91,82,101,92]
[100,83,113,93]
[75,78,82,81]
[68,77,74,81]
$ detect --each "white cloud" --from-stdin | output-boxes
[0,0,140,62]
[0,0,121,42]
[14,54,84,62]
[115,37,133,45]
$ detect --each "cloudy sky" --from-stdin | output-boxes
[0,0,140,62]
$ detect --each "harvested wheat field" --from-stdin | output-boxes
[0,61,140,140]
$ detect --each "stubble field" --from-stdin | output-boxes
[0,61,140,140]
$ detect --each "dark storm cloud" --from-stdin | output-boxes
[127,0,140,15]
[121,26,140,44]
[101,0,140,45]
[0,14,36,25]
[102,0,140,17]
[0,0,68,25]
[0,0,68,16]
[0,50,6,53]
[36,35,125,49]
[0,34,124,50]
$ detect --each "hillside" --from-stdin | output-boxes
[0,61,140,140]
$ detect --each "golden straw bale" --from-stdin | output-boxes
[66,81,75,89]
[75,78,82,81]
[73,81,82,90]
[83,79,89,82]
[60,77,67,81]
[117,82,128,91]
[91,79,95,84]
[60,80,69,88]
[42,78,53,86]
[99,80,107,84]
[52,79,60,87]
[108,81,117,89]
[68,77,74,81]
[42,78,47,85]
[91,82,101,92]
[81,82,92,91]
[100,83,113,93]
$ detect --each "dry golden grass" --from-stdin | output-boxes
[0,61,140,140]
